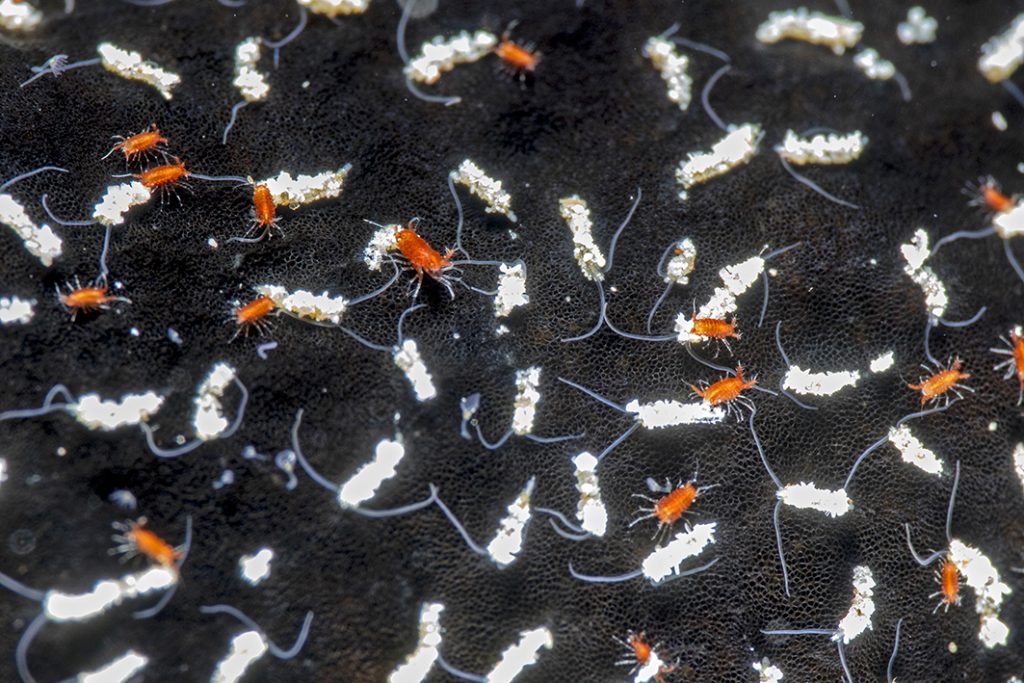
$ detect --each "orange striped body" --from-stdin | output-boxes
[1010,332,1024,388]
[655,483,698,526]
[908,358,970,405]
[235,296,275,326]
[112,124,169,162]
[127,522,180,567]
[61,286,117,312]
[138,160,188,190]
[692,317,740,340]
[496,39,540,74]
[939,557,961,610]
[692,365,756,406]
[395,225,452,278]
[982,183,1014,214]
[628,632,652,666]
[252,184,277,228]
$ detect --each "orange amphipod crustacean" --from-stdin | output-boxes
[991,329,1024,404]
[111,517,182,569]
[908,358,971,406]
[393,219,457,297]
[57,280,130,321]
[691,365,757,406]
[103,123,170,164]
[232,295,276,341]
[495,24,541,80]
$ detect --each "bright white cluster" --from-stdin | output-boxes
[642,522,717,583]
[782,366,860,396]
[487,478,535,567]
[77,650,149,683]
[753,658,784,683]
[993,200,1024,239]
[572,452,607,537]
[675,253,765,341]
[452,160,516,221]
[257,164,351,208]
[1013,443,1024,495]
[888,424,943,475]
[643,37,692,111]
[485,627,552,683]
[898,7,937,45]
[297,0,370,16]
[775,129,867,165]
[338,439,405,508]
[900,228,948,318]
[0,0,41,31]
[756,8,863,54]
[494,261,529,317]
[675,124,762,201]
[853,48,897,80]
[93,181,153,227]
[98,43,181,101]
[664,237,697,285]
[0,295,34,324]
[834,565,875,643]
[777,482,850,517]
[559,196,606,281]
[393,339,437,401]
[511,367,541,436]
[71,391,165,431]
[193,363,237,441]
[239,548,274,586]
[44,566,177,622]
[256,284,348,324]
[948,539,1012,647]
[211,630,268,683]
[625,399,726,428]
[869,351,895,373]
[405,31,498,84]
[635,650,669,683]
[389,602,445,683]
[0,193,63,266]
[363,222,399,270]
[233,37,269,102]
[978,13,1024,83]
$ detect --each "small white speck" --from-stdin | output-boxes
[239,547,274,585]
[989,421,999,432]
[948,641,958,653]
[208,237,219,249]
[452,332,460,340]
[213,469,235,490]
[56,447,67,456]
[495,324,510,336]
[993,111,1009,131]
[167,328,182,345]
[130,328,140,337]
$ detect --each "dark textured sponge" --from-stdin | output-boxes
[0,1,1022,682]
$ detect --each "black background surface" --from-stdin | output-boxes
[1,0,1023,681]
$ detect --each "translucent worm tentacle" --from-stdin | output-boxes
[938,306,986,328]
[598,422,640,461]
[0,166,68,193]
[1003,238,1024,284]
[568,561,643,583]
[844,434,889,490]
[602,187,642,275]
[701,64,731,132]
[15,613,47,683]
[557,377,629,414]
[887,617,904,683]
[41,194,97,226]
[562,281,607,343]
[264,6,308,68]
[778,156,860,209]
[749,406,782,489]
[435,654,487,683]
[430,485,489,556]
[945,460,960,544]
[199,604,314,660]
[930,226,995,254]
[646,282,674,333]
[534,506,586,534]
[904,523,946,567]
[773,499,790,597]
[221,101,249,145]
[290,408,341,492]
